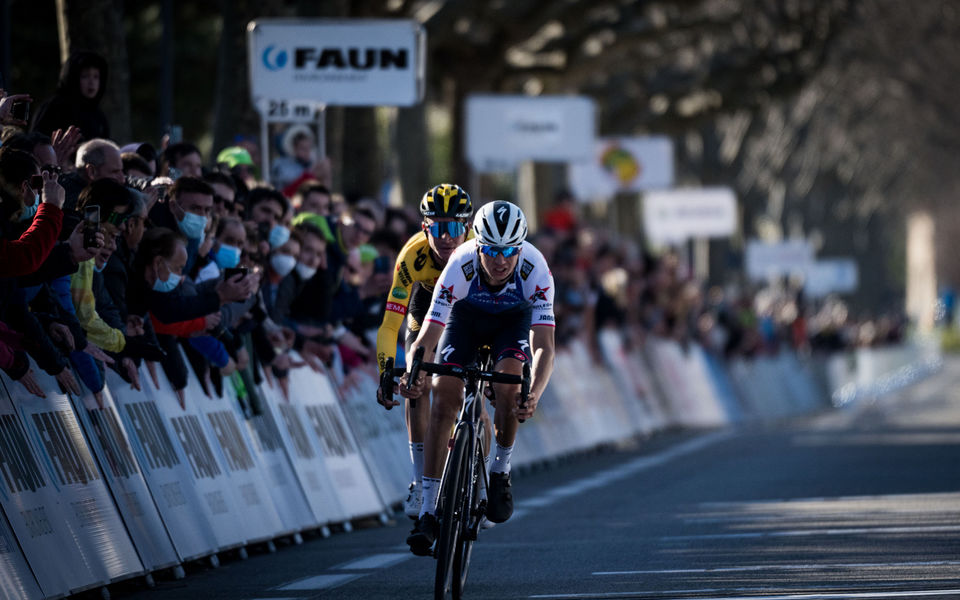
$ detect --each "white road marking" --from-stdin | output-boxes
[662,524,960,541]
[593,560,960,575]
[510,431,733,521]
[529,588,960,599]
[275,573,361,590]
[331,552,410,570]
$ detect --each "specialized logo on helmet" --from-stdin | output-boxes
[529,285,549,302]
[262,45,289,71]
[438,284,457,304]
[497,206,507,221]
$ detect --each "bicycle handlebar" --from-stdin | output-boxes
[382,346,532,422]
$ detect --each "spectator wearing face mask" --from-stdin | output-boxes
[245,186,291,257]
[31,50,111,142]
[148,176,215,275]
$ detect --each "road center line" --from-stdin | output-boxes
[662,525,960,541]
[593,560,960,575]
[529,587,960,599]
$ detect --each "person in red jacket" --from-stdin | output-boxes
[0,156,65,277]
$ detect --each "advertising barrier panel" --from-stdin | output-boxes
[234,377,318,534]
[0,474,43,600]
[74,371,180,572]
[0,369,143,597]
[180,365,285,544]
[330,364,410,507]
[285,365,385,519]
[255,378,346,525]
[114,365,238,559]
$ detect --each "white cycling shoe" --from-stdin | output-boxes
[403,481,422,519]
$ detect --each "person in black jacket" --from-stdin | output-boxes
[32,50,110,142]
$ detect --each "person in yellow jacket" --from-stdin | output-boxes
[375,183,487,518]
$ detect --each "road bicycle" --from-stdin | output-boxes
[381,346,530,600]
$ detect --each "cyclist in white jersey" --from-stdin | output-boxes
[402,200,556,556]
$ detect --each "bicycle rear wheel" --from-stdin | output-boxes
[434,426,470,600]
[453,441,485,596]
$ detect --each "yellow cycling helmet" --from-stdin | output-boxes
[420,183,472,219]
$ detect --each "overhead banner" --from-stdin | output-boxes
[248,19,425,108]
[465,95,596,172]
[745,239,814,281]
[0,370,143,598]
[804,258,859,297]
[568,136,675,201]
[73,372,180,573]
[643,187,738,244]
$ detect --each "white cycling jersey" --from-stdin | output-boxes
[425,239,556,328]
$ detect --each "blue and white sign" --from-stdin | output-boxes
[248,19,425,107]
[804,258,859,297]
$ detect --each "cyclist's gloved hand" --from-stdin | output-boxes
[513,388,540,422]
[377,380,401,409]
[398,371,426,400]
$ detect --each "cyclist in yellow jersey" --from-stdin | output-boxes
[376,183,491,519]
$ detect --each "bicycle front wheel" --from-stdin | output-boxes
[434,427,470,600]
[453,441,485,596]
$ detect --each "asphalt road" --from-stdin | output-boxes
[112,357,960,600]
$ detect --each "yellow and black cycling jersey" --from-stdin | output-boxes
[376,229,472,374]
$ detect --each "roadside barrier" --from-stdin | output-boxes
[0,333,940,598]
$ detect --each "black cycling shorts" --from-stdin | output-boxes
[436,302,532,368]
[404,283,435,350]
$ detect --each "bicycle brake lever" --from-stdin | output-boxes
[406,346,425,409]
[518,362,531,423]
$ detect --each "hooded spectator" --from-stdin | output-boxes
[32,50,110,141]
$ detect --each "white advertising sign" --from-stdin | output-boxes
[643,187,738,243]
[248,19,425,108]
[328,358,411,506]
[804,258,859,297]
[0,508,42,600]
[74,373,180,572]
[255,378,346,525]
[465,95,596,172]
[181,369,285,545]
[118,366,243,557]
[745,239,814,281]
[285,366,386,519]
[568,136,675,201]
[0,369,143,597]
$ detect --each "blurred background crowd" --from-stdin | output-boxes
[0,50,905,408]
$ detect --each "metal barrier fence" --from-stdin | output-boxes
[0,333,940,599]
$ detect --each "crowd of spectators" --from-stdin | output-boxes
[0,51,905,409]
[536,193,907,363]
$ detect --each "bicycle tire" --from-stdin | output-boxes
[434,426,470,600]
[453,441,485,595]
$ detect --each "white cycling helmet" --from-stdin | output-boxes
[473,200,528,247]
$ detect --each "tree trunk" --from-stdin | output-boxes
[55,0,132,143]
[340,107,381,198]
[395,103,428,208]
[211,0,274,162]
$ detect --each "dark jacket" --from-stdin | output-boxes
[31,51,110,141]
